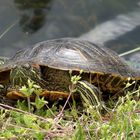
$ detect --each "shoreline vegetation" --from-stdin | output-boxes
[0,75,140,139]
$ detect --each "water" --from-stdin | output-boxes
[0,0,140,58]
[80,9,140,46]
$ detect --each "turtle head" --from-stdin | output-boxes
[10,63,43,88]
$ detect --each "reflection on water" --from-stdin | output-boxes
[80,9,140,49]
[15,0,52,33]
[0,0,140,58]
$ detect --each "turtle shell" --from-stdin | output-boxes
[0,38,140,78]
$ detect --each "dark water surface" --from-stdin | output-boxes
[0,0,140,58]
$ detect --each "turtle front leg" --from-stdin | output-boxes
[76,80,104,110]
[6,89,70,101]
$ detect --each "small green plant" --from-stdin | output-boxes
[33,96,48,110]
[19,79,47,112]
[71,75,82,85]
[72,123,85,140]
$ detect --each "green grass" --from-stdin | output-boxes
[0,85,140,140]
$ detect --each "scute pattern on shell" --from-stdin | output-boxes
[0,38,140,78]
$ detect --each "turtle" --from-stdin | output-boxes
[0,38,140,102]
